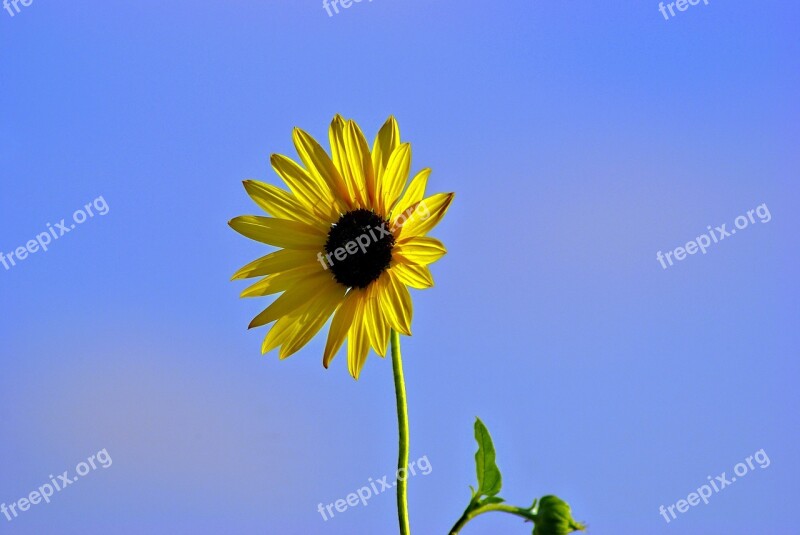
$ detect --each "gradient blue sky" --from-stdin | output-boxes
[1,1,798,533]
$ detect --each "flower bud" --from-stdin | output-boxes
[533,495,586,535]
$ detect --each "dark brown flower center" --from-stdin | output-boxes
[324,209,394,289]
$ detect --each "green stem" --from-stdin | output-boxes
[449,502,537,534]
[390,330,411,535]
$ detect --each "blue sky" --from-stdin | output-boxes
[1,1,798,533]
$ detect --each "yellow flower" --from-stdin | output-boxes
[230,115,454,379]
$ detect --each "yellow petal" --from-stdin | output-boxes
[393,236,447,266]
[395,192,455,240]
[232,248,317,280]
[242,180,328,232]
[378,271,413,336]
[364,281,390,357]
[344,119,375,208]
[380,143,412,216]
[328,115,361,206]
[240,265,322,298]
[371,116,400,186]
[323,289,362,368]
[279,281,346,359]
[293,127,353,209]
[347,300,371,379]
[229,216,325,250]
[392,168,430,219]
[391,262,434,289]
[270,153,340,221]
[262,314,297,354]
[329,116,372,208]
[249,273,334,328]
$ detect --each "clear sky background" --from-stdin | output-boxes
[1,1,798,534]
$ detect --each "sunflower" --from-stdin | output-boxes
[230,115,454,379]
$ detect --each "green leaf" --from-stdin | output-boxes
[474,417,502,497]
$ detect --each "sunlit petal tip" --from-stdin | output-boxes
[262,321,291,355]
[349,366,362,380]
[373,334,389,357]
[396,191,455,239]
[241,179,268,196]
[440,191,456,206]
[384,115,398,128]
[278,346,297,360]
[348,357,365,380]
[248,315,268,330]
